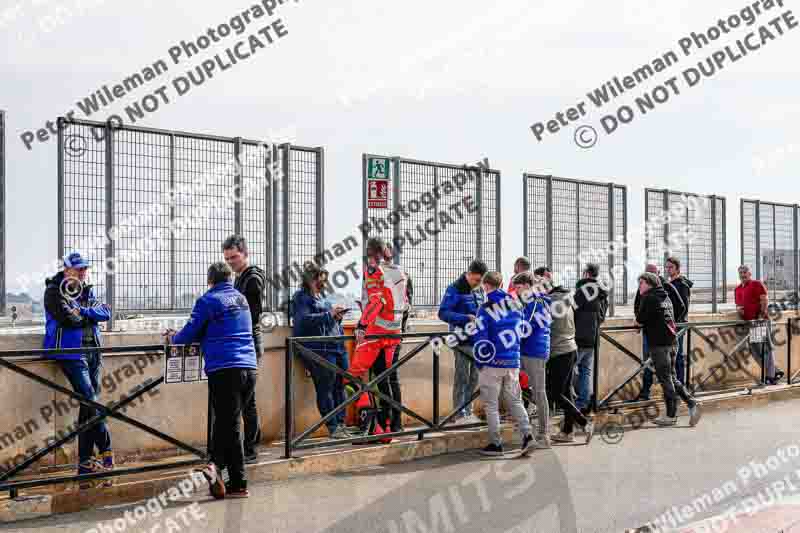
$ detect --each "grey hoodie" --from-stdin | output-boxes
[549,286,577,356]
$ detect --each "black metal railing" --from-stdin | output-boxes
[0,344,208,498]
[284,331,492,459]
[596,318,795,410]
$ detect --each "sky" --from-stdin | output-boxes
[1,0,799,299]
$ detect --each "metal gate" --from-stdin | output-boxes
[645,189,726,310]
[523,174,628,315]
[0,110,5,315]
[741,199,799,302]
[361,155,501,307]
[58,117,324,318]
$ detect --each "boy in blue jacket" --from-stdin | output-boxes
[513,272,552,449]
[167,262,258,500]
[472,271,533,457]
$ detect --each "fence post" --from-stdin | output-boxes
[475,167,482,265]
[662,189,669,268]
[711,195,718,314]
[686,327,693,390]
[495,169,501,274]
[281,144,291,312]
[575,182,581,284]
[284,338,294,459]
[433,165,440,301]
[265,144,274,311]
[788,318,793,385]
[0,109,5,316]
[105,121,115,330]
[233,137,243,236]
[57,117,64,264]
[169,134,176,310]
[623,187,628,304]
[592,329,600,413]
[755,200,761,280]
[523,175,529,257]
[795,204,799,310]
[607,183,615,317]
[316,147,325,260]
[392,157,401,261]
[546,176,553,270]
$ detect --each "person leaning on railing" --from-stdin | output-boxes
[291,262,351,440]
[43,252,114,489]
[164,261,258,500]
[634,272,701,428]
[735,265,784,385]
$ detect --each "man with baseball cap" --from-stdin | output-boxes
[43,252,114,488]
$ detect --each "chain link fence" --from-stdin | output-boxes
[523,174,628,316]
[362,154,501,308]
[58,118,323,321]
[741,199,799,302]
[645,189,726,311]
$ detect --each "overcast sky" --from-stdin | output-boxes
[1,0,798,298]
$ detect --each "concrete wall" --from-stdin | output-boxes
[1,310,798,473]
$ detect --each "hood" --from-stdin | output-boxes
[576,277,609,297]
[484,288,511,305]
[454,273,476,294]
[675,275,694,288]
[239,265,266,284]
[648,285,668,302]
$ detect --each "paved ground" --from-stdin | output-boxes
[6,398,800,533]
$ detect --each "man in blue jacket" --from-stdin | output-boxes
[43,252,113,487]
[438,260,487,424]
[513,271,552,449]
[166,262,258,500]
[473,271,533,457]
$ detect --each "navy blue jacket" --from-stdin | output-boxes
[520,292,552,359]
[173,281,257,374]
[473,289,523,369]
[43,271,111,360]
[438,274,484,346]
[291,289,346,361]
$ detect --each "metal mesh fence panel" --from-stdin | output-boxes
[523,174,628,313]
[362,155,501,308]
[740,199,798,301]
[644,189,726,307]
[58,118,322,317]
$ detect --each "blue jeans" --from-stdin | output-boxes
[59,352,112,465]
[573,347,594,411]
[641,331,686,398]
[453,345,479,418]
[306,352,349,433]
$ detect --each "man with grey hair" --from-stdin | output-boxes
[635,272,701,427]
[166,261,259,499]
[735,265,783,384]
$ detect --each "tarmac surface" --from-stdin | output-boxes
[5,397,800,533]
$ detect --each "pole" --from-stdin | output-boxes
[284,338,294,459]
[608,183,615,317]
[105,121,115,330]
[546,176,553,269]
[711,196,718,314]
[592,330,600,413]
[788,318,793,385]
[433,344,440,426]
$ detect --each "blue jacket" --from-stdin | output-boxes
[473,289,523,369]
[291,289,346,362]
[520,293,552,359]
[43,271,111,360]
[173,281,257,375]
[438,274,484,346]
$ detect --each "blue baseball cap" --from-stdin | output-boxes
[63,252,91,269]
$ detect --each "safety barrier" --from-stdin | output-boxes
[0,344,208,499]
[596,318,795,410]
[284,331,492,458]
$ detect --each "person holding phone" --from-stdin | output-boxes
[291,262,351,439]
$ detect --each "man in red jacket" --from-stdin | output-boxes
[735,265,783,385]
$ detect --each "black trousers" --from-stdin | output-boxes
[371,345,402,432]
[208,368,258,489]
[650,345,695,417]
[546,351,587,435]
[242,346,262,456]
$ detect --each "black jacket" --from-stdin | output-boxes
[635,286,677,347]
[573,278,609,348]
[234,265,266,352]
[669,276,693,322]
[634,276,685,325]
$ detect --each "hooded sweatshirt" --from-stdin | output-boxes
[573,278,609,348]
[635,285,677,347]
[669,275,693,322]
[234,265,266,353]
[472,288,523,369]
[548,286,577,357]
